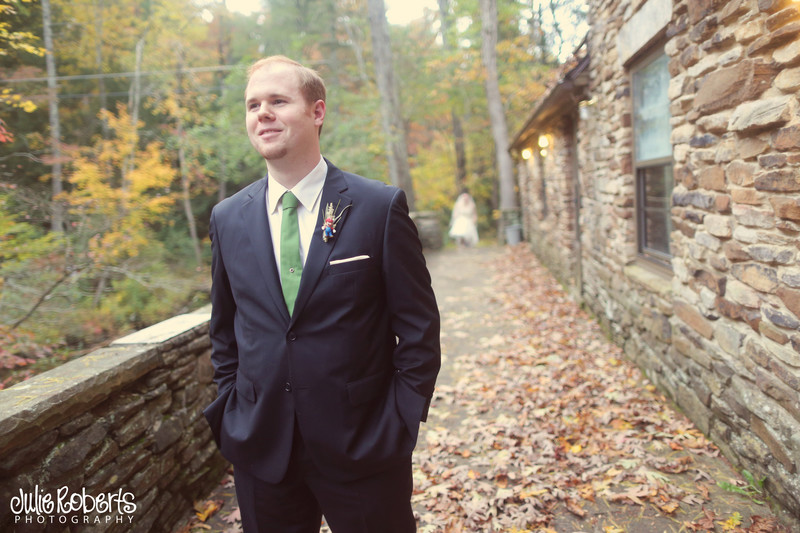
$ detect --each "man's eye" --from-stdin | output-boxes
[248,102,260,111]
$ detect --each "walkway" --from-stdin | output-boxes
[179,245,789,533]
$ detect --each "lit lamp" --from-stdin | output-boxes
[521,148,533,160]
[538,134,549,157]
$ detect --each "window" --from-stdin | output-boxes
[632,50,673,266]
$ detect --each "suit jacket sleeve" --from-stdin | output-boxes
[382,189,441,437]
[208,207,239,396]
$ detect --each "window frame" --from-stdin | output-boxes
[631,46,674,269]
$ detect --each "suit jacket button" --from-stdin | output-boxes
[284,382,292,392]
[288,332,297,341]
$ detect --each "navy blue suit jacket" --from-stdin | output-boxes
[204,161,441,483]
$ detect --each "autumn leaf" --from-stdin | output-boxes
[193,499,222,522]
[719,512,743,531]
[659,500,680,514]
[565,498,586,518]
[224,506,241,524]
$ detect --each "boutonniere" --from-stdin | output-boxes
[321,201,351,242]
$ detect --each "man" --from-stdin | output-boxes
[203,55,440,533]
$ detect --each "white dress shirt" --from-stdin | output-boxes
[266,157,327,278]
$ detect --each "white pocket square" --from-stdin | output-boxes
[330,255,370,265]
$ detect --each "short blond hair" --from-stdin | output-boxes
[246,55,326,106]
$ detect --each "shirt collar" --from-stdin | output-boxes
[267,157,327,214]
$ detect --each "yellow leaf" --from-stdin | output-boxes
[193,500,221,522]
[570,444,582,454]
[719,512,742,531]
[603,527,624,533]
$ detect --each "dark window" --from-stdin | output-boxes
[633,50,673,265]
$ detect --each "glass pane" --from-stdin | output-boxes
[639,164,673,257]
[633,53,671,162]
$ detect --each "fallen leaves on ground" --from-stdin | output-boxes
[413,246,788,532]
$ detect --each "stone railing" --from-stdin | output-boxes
[0,306,227,532]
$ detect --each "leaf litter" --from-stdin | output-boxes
[413,246,788,532]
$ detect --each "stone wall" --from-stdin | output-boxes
[514,0,800,523]
[666,0,800,519]
[517,115,581,293]
[0,307,227,532]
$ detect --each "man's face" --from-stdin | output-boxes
[244,63,325,163]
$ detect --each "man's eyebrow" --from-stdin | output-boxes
[246,92,291,103]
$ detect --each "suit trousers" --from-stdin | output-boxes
[234,425,416,533]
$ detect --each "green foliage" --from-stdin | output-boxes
[718,469,766,505]
[0,0,582,384]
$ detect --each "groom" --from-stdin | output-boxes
[203,55,441,532]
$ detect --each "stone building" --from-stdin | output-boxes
[511,0,800,522]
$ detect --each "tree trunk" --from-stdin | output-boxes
[479,0,517,218]
[41,0,64,233]
[123,36,145,191]
[92,0,109,139]
[366,0,415,210]
[437,0,467,190]
[176,49,202,268]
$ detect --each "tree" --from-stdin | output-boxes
[366,0,416,210]
[437,0,467,190]
[479,0,518,238]
[40,0,64,232]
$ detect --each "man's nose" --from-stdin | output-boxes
[257,103,275,120]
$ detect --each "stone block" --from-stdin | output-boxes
[113,408,153,448]
[152,416,185,454]
[0,430,57,477]
[43,421,107,481]
[732,204,776,228]
[772,124,800,150]
[755,169,800,192]
[766,6,800,32]
[704,214,732,237]
[748,21,800,55]
[697,110,732,133]
[698,165,726,190]
[696,231,722,251]
[743,244,795,264]
[731,263,779,293]
[694,59,777,114]
[760,320,790,345]
[715,322,744,355]
[775,66,800,91]
[758,153,788,168]
[673,189,716,209]
[777,285,800,318]
[781,268,800,288]
[726,160,758,186]
[728,96,794,134]
[732,225,761,243]
[751,416,796,473]
[84,437,119,477]
[674,300,715,339]
[731,188,763,205]
[720,0,749,21]
[727,278,762,308]
[759,0,795,14]
[735,19,766,44]
[715,193,731,213]
[693,268,727,294]
[773,31,800,63]
[738,137,771,160]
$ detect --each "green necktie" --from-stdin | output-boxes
[280,191,303,315]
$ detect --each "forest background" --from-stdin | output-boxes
[0,0,585,388]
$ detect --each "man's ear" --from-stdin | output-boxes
[314,100,326,126]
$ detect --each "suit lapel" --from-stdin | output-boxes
[292,164,352,321]
[241,177,290,321]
